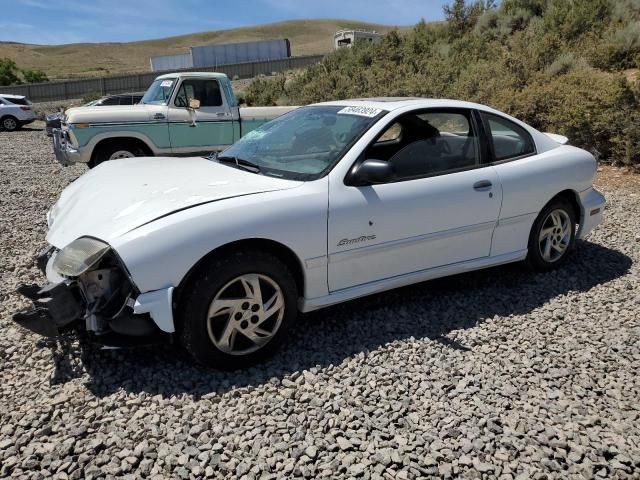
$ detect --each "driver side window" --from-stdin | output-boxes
[174,79,223,108]
[365,110,479,180]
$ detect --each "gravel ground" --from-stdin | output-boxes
[0,125,639,480]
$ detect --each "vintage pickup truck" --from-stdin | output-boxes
[52,72,296,167]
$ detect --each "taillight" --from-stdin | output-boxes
[20,106,31,111]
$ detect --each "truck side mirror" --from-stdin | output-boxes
[188,98,201,110]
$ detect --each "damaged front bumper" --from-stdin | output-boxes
[13,245,174,345]
[52,128,84,166]
[13,282,83,337]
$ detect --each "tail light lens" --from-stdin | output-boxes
[20,106,31,111]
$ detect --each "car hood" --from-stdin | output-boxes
[64,104,162,123]
[46,156,302,248]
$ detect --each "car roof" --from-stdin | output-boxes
[0,94,27,100]
[154,72,228,80]
[312,97,503,114]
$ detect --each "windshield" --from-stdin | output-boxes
[141,78,176,105]
[220,105,385,180]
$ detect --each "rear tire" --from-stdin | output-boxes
[1,116,19,132]
[178,250,298,369]
[526,198,576,271]
[89,141,147,168]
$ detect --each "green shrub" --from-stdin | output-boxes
[545,52,580,76]
[244,75,287,106]
[0,58,21,86]
[22,69,48,83]
[504,67,639,165]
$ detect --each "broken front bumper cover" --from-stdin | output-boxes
[13,282,84,337]
[13,244,177,342]
[52,128,83,166]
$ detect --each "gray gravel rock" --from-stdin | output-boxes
[0,127,639,479]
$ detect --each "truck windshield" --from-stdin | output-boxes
[220,105,385,180]
[141,78,176,105]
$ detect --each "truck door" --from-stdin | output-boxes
[168,77,235,154]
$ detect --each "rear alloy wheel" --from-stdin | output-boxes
[527,199,576,271]
[2,116,19,131]
[179,250,297,369]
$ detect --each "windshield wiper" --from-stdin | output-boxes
[216,155,261,173]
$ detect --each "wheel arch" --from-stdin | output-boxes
[90,136,154,163]
[173,238,306,311]
[1,114,19,126]
[544,189,582,225]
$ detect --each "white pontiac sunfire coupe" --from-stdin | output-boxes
[14,98,605,369]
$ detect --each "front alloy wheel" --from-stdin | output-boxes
[207,273,285,356]
[179,250,297,369]
[109,150,136,160]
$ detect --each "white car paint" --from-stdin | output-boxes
[0,94,35,126]
[46,156,302,247]
[43,98,605,334]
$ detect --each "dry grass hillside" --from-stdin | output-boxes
[0,19,401,80]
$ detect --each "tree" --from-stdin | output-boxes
[0,58,21,86]
[444,0,470,35]
[443,0,496,36]
[22,69,49,83]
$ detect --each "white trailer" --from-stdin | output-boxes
[334,29,384,49]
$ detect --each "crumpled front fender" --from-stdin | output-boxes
[132,287,175,333]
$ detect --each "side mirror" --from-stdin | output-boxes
[347,159,395,186]
[188,98,201,110]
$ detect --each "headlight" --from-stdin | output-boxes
[46,207,55,228]
[53,237,111,277]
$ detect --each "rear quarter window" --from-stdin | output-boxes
[482,112,535,161]
[3,97,29,106]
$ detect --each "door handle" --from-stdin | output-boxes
[153,113,165,120]
[473,180,492,191]
[216,112,229,117]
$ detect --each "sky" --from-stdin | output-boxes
[0,0,448,45]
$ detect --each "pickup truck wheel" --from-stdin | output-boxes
[178,250,298,369]
[90,142,146,168]
[526,199,576,271]
[1,116,19,132]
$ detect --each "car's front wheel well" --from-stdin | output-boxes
[91,137,153,164]
[174,239,306,312]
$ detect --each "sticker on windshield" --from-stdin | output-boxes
[160,80,173,87]
[337,106,383,117]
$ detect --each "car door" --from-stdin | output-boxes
[479,111,539,257]
[327,108,502,292]
[168,77,235,154]
[118,96,133,105]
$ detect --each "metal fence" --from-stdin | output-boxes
[0,55,324,103]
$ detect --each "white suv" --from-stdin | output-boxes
[0,94,35,131]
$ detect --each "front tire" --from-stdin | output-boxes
[526,198,576,271]
[178,250,298,369]
[1,116,19,132]
[89,141,146,168]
